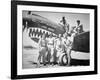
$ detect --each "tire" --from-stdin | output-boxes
[59,53,68,66]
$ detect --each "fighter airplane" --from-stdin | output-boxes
[22,11,90,67]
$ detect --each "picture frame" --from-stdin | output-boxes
[11,0,97,79]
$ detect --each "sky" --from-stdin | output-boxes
[30,11,90,31]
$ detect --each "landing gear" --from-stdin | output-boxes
[58,53,68,66]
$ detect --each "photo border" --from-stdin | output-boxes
[11,0,97,79]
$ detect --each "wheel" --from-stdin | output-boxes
[59,53,68,66]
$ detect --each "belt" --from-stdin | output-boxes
[48,43,53,45]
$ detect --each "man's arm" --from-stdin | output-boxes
[38,39,41,51]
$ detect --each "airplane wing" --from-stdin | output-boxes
[72,31,90,52]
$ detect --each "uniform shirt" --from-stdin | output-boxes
[55,38,65,52]
[39,38,47,47]
[62,37,71,48]
[47,37,54,46]
[76,24,84,33]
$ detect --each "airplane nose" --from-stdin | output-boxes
[28,27,56,39]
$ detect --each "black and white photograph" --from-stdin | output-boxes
[22,11,90,69]
[11,1,97,79]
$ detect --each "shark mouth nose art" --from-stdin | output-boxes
[27,27,56,42]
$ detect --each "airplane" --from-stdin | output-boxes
[22,11,90,66]
[23,11,65,43]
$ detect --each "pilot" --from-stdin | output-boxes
[52,34,59,65]
[60,16,69,33]
[76,20,84,34]
[62,33,67,47]
[55,34,65,64]
[38,33,48,66]
[62,33,72,66]
[47,33,55,65]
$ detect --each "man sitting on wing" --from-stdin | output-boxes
[76,20,84,34]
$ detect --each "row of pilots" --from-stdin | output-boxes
[38,33,74,66]
[37,19,84,67]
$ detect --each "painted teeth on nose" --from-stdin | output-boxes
[43,29,45,33]
[38,28,40,32]
[38,35,40,38]
[44,30,47,34]
[34,34,36,37]
[46,31,48,34]
[35,28,37,32]
[37,34,39,38]
[48,31,50,35]
[33,28,35,32]
[41,29,44,33]
[45,30,47,33]
[32,33,35,38]
[35,34,38,38]
[34,28,36,32]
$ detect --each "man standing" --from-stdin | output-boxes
[38,34,48,66]
[55,34,65,64]
[47,33,55,65]
[62,33,72,66]
[60,16,69,33]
